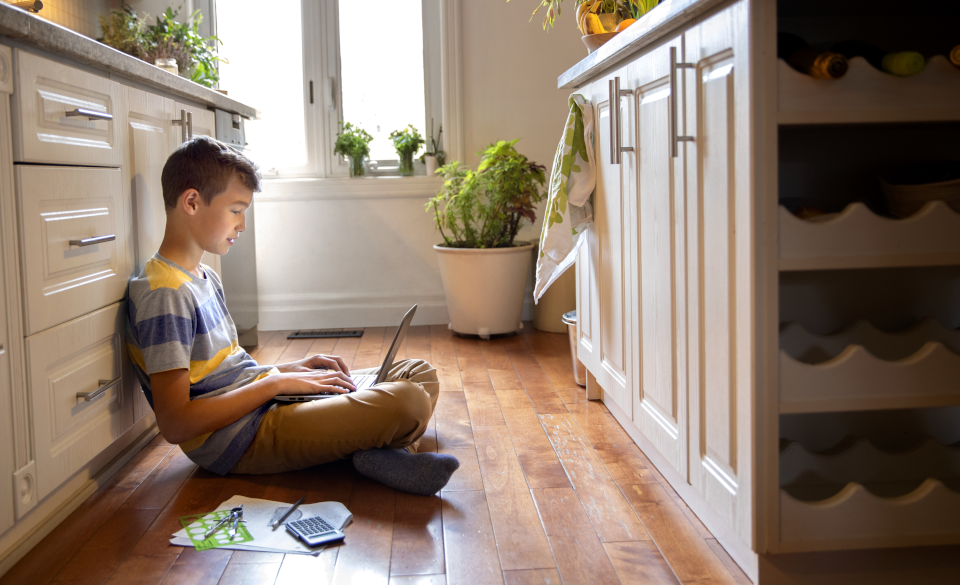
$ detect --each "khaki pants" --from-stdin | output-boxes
[231,359,439,474]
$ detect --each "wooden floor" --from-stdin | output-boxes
[3,324,751,585]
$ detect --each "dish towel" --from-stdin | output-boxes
[534,93,596,302]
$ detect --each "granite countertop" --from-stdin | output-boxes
[0,4,258,118]
[558,0,727,89]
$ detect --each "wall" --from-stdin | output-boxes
[255,1,585,330]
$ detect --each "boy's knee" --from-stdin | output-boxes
[392,382,433,428]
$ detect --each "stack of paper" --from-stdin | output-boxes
[171,495,352,555]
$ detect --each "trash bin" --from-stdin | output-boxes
[561,310,587,387]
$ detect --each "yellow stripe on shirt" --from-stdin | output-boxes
[145,258,193,291]
[179,431,213,453]
[188,340,242,384]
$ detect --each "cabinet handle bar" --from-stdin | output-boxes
[69,234,116,247]
[65,108,112,122]
[670,46,695,158]
[77,377,121,402]
[609,77,634,165]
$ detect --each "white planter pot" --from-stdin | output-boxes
[434,242,534,338]
[424,155,439,176]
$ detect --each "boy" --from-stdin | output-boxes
[126,136,458,495]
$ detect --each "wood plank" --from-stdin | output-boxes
[565,401,629,444]
[502,569,562,585]
[628,444,681,501]
[121,447,198,510]
[254,345,285,367]
[261,467,313,505]
[592,442,657,486]
[435,391,474,449]
[390,492,444,576]
[307,336,338,355]
[488,368,524,393]
[508,356,568,415]
[405,325,432,363]
[217,560,282,584]
[49,508,161,585]
[441,490,503,585]
[274,548,338,585]
[473,427,555,571]
[440,448,483,492]
[104,554,178,585]
[418,413,439,454]
[539,413,649,543]
[706,539,752,585]
[478,339,513,371]
[331,476,395,585]
[620,483,740,585]
[390,576,446,585]
[353,327,388,370]
[277,337,315,364]
[160,547,232,585]
[1,445,172,585]
[430,325,462,392]
[331,333,363,371]
[604,541,681,585]
[462,382,505,427]
[531,354,585,407]
[306,459,355,504]
[500,411,570,490]
[530,488,621,585]
[228,551,285,564]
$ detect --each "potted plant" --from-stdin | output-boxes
[426,139,546,338]
[389,125,425,177]
[420,121,445,176]
[334,122,374,177]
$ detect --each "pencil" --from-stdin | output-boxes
[272,496,306,530]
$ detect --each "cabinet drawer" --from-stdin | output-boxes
[13,50,121,167]
[27,302,134,500]
[18,165,129,335]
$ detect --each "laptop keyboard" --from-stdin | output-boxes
[352,374,375,391]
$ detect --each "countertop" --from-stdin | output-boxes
[558,0,727,89]
[0,4,258,118]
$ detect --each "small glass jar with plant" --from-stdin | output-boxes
[334,122,374,177]
[427,139,546,248]
[389,125,426,177]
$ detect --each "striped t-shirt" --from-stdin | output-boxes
[126,254,276,475]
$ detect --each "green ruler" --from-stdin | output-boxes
[179,510,254,551]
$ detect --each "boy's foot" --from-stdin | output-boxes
[352,449,460,496]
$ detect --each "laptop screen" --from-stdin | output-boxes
[374,305,417,384]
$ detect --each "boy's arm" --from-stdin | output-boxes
[275,354,351,376]
[150,367,356,444]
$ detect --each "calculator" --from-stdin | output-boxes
[285,515,345,547]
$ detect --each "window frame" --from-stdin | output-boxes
[265,0,459,180]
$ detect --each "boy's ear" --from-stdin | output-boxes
[180,189,202,215]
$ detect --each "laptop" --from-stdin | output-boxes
[275,305,417,402]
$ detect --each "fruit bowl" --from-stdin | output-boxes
[581,32,618,54]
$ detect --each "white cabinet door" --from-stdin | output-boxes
[592,79,633,416]
[683,0,753,548]
[18,166,129,335]
[27,302,135,500]
[628,35,689,479]
[123,87,175,274]
[171,102,221,276]
[576,223,601,374]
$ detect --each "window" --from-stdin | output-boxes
[216,0,448,179]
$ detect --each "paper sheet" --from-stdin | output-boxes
[170,495,352,555]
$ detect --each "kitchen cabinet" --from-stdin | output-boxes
[568,0,960,581]
[0,44,15,538]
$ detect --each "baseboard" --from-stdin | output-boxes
[604,397,760,583]
[0,419,159,578]
[259,290,536,331]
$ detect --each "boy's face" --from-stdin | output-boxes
[191,176,253,256]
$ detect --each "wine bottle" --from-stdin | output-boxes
[831,40,925,77]
[778,33,848,79]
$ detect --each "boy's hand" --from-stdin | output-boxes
[275,369,357,395]
[276,354,351,377]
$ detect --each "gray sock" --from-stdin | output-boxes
[352,449,460,496]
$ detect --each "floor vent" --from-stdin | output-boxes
[287,329,364,339]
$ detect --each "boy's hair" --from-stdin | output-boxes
[161,135,261,208]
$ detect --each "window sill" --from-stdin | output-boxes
[256,175,444,203]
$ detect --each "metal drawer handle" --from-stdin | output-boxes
[172,109,188,143]
[670,46,695,158]
[608,76,634,165]
[187,111,193,140]
[77,377,120,402]
[69,234,115,247]
[66,108,113,122]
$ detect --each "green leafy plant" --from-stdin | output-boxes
[389,125,426,158]
[143,7,223,87]
[426,139,546,249]
[334,122,374,160]
[420,122,446,166]
[509,0,655,31]
[621,0,659,19]
[98,3,224,88]
[98,5,147,59]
